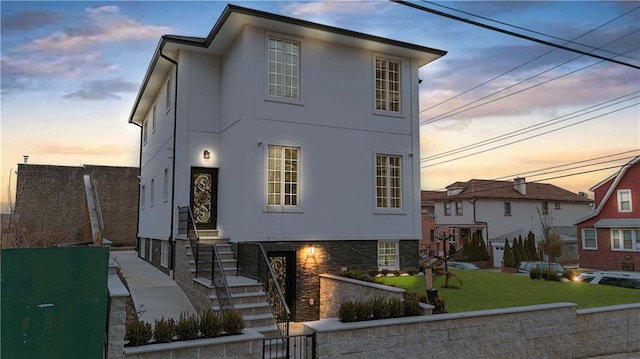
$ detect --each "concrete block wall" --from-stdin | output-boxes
[319,274,405,319]
[107,263,130,359]
[574,304,640,358]
[123,330,264,359]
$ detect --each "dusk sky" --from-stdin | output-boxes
[1,1,639,212]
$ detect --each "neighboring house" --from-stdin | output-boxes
[428,178,592,267]
[575,156,640,271]
[420,190,442,255]
[14,164,139,248]
[128,4,446,321]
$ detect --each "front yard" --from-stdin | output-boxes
[378,269,640,313]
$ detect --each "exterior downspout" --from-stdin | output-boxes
[131,121,142,253]
[160,49,178,279]
[469,198,489,255]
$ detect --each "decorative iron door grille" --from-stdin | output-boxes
[190,167,218,229]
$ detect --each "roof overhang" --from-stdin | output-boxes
[594,218,640,228]
[128,4,447,125]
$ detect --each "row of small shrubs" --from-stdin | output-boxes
[337,294,422,322]
[125,309,245,346]
[338,268,420,281]
[529,267,561,282]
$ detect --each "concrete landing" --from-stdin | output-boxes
[111,250,196,323]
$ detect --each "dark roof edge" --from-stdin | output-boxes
[128,4,447,124]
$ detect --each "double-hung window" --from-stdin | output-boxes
[444,202,451,216]
[582,228,597,250]
[611,229,640,251]
[617,190,632,212]
[504,202,511,216]
[376,154,402,209]
[541,201,549,215]
[375,57,401,112]
[268,37,300,100]
[267,145,299,207]
[455,201,463,215]
[378,241,398,270]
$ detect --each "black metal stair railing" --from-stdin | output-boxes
[237,242,291,338]
[177,206,233,312]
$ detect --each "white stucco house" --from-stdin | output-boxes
[128,4,446,320]
[428,178,593,267]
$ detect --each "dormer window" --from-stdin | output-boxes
[617,189,632,212]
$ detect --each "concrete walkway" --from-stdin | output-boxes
[111,250,196,323]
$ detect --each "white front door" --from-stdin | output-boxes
[493,244,504,268]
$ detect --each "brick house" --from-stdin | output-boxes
[128,4,446,321]
[420,190,442,256]
[428,178,592,267]
[575,156,640,271]
[13,164,138,248]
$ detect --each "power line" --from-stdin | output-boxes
[418,4,640,115]
[392,0,640,70]
[420,102,639,168]
[421,92,640,162]
[423,1,640,62]
[421,39,640,125]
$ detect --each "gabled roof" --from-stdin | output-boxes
[426,179,592,203]
[575,156,640,224]
[128,4,447,125]
[421,190,444,205]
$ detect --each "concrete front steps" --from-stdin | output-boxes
[185,238,282,340]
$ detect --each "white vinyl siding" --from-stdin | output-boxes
[375,57,400,112]
[582,228,597,250]
[268,37,299,100]
[376,154,401,209]
[617,190,632,212]
[378,241,398,270]
[267,145,299,206]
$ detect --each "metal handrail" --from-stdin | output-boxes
[211,243,234,311]
[237,242,291,337]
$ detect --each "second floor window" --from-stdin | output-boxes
[142,120,148,145]
[541,201,549,215]
[504,202,511,216]
[444,202,451,216]
[617,189,632,212]
[455,201,463,215]
[376,155,402,209]
[268,145,299,206]
[375,57,401,112]
[268,37,299,100]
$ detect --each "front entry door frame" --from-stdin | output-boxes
[189,167,218,230]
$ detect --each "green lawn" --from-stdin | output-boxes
[378,269,640,313]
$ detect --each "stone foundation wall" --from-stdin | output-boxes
[574,304,640,358]
[319,274,405,319]
[173,239,212,315]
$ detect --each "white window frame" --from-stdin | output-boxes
[150,178,155,207]
[140,238,146,259]
[375,153,403,211]
[160,240,169,268]
[151,105,157,133]
[266,34,301,103]
[504,202,511,216]
[444,202,451,216]
[141,184,145,210]
[455,201,463,216]
[617,189,632,212]
[378,241,399,270]
[163,168,169,202]
[142,120,148,145]
[611,228,640,251]
[582,228,597,250]
[265,144,301,212]
[165,77,171,113]
[374,55,402,114]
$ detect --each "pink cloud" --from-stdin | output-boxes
[283,0,390,16]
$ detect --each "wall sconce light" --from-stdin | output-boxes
[203,150,210,159]
[308,244,316,255]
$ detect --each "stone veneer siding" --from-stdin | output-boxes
[303,302,640,359]
[14,164,138,247]
[123,330,264,359]
[173,239,212,315]
[107,264,130,359]
[238,240,418,322]
[319,274,405,319]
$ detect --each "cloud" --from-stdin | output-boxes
[283,0,391,16]
[63,78,138,100]
[20,5,171,53]
[1,10,62,32]
[37,143,135,156]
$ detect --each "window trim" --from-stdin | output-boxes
[151,104,157,133]
[263,143,303,213]
[504,202,511,216]
[142,119,148,145]
[141,184,146,210]
[264,32,303,105]
[373,152,405,214]
[160,240,169,268]
[150,178,155,207]
[581,228,597,250]
[165,77,171,113]
[444,202,451,216]
[617,189,632,213]
[610,228,640,252]
[455,201,463,216]
[373,53,403,116]
[377,241,399,270]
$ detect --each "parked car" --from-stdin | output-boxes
[447,262,480,270]
[517,261,565,276]
[575,271,640,289]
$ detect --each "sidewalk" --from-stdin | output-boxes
[111,250,196,323]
